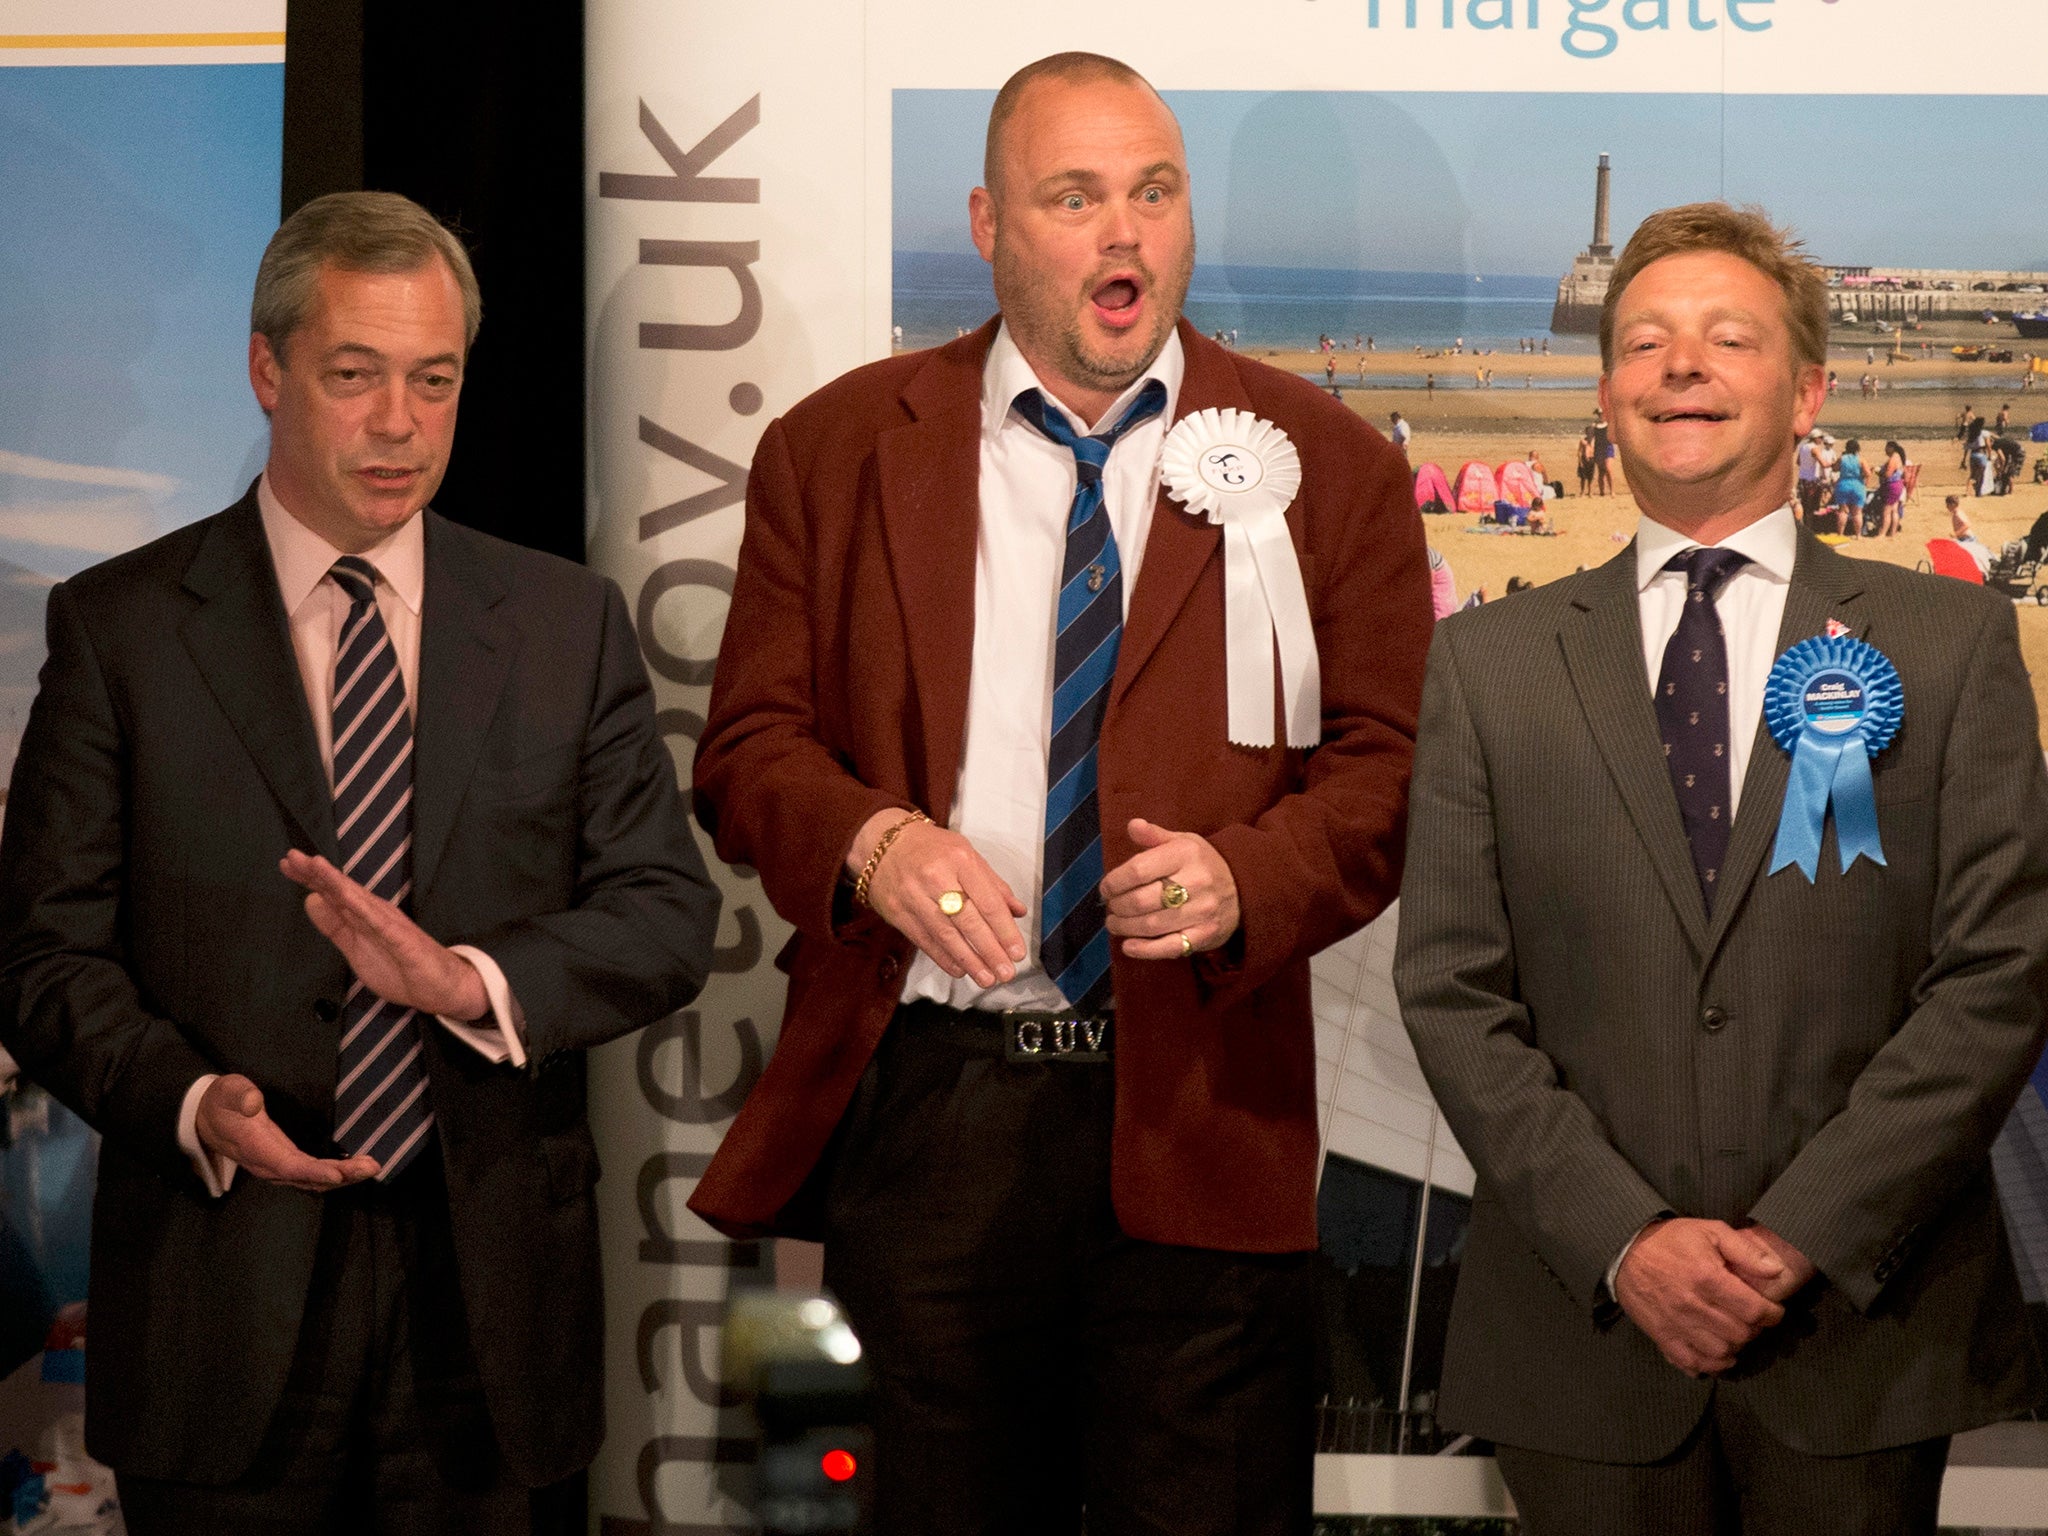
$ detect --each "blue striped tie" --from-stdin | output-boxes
[327,555,434,1180]
[1013,381,1168,1012]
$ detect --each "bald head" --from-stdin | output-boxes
[983,52,1164,201]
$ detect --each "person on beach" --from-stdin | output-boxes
[1880,441,1908,537]
[1578,428,1597,497]
[1391,410,1411,460]
[1592,409,1615,495]
[1948,495,1994,573]
[1795,430,1825,525]
[1835,438,1867,536]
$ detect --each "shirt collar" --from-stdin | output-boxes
[980,321,1185,443]
[1634,504,1798,593]
[257,474,427,618]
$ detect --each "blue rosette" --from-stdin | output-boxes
[1764,635,1904,880]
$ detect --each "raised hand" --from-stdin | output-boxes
[280,849,487,1021]
[1101,818,1240,959]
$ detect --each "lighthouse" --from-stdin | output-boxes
[1551,153,1616,335]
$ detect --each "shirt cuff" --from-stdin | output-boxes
[177,1075,239,1199]
[437,945,528,1069]
[1604,1219,1663,1299]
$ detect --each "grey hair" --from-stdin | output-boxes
[251,190,481,355]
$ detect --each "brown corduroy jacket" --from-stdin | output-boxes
[688,318,1432,1253]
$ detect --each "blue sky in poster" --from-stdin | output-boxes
[894,90,2048,280]
[0,64,282,579]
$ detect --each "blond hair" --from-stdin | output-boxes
[1600,202,1828,371]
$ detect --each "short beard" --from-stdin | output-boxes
[992,230,1194,402]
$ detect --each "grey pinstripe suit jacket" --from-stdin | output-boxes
[1394,529,2048,1462]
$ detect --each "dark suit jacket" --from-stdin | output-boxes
[1395,530,2048,1460]
[686,319,1433,1254]
[0,489,720,1485]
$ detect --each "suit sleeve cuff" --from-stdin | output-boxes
[438,946,528,1069]
[1603,1218,1664,1301]
[176,1075,238,1199]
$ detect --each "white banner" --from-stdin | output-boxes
[584,2,864,1530]
[586,3,2048,1527]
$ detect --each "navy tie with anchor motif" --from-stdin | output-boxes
[328,555,435,1180]
[1656,547,1751,908]
[1012,380,1168,1012]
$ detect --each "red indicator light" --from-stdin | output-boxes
[821,1448,858,1483]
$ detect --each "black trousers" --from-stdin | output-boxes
[821,1003,1314,1536]
[119,1149,538,1536]
[1495,1388,1949,1536]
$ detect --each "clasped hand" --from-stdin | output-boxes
[1614,1217,1817,1377]
[852,812,1238,987]
[191,852,488,1189]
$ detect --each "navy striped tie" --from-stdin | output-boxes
[327,555,434,1180]
[1013,381,1168,1012]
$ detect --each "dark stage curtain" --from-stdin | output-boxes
[283,0,586,564]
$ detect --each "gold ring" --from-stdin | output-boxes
[1160,879,1190,910]
[937,890,966,917]
[1178,932,1193,958]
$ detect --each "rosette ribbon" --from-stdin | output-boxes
[1764,635,1904,881]
[1159,408,1319,748]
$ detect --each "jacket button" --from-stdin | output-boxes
[878,955,900,983]
[1701,1006,1728,1033]
[314,998,340,1023]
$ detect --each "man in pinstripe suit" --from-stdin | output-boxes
[1395,203,2048,1534]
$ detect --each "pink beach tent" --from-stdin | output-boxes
[1496,459,1540,508]
[1454,460,1498,515]
[1414,462,1455,516]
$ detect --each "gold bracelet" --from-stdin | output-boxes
[853,810,928,909]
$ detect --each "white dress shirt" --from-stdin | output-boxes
[176,476,528,1196]
[901,324,1185,1011]
[1607,503,1797,1289]
[1633,505,1799,821]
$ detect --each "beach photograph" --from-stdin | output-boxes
[894,88,2048,735]
[895,89,2048,1441]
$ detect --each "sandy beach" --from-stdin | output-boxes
[1254,344,2048,741]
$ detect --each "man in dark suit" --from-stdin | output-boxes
[1395,202,2048,1535]
[0,191,719,1532]
[687,52,1430,1536]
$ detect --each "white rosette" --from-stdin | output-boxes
[1159,408,1319,748]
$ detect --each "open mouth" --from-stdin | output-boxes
[358,466,421,483]
[1651,409,1729,423]
[1090,275,1144,327]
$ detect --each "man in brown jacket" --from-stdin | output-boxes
[689,52,1430,1535]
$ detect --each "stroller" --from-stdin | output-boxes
[1980,539,2047,602]
[1982,511,2048,603]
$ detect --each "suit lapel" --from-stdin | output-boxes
[412,514,515,902]
[1112,321,1235,709]
[1558,544,1710,952]
[179,493,337,859]
[1704,531,1867,957]
[874,326,993,825]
